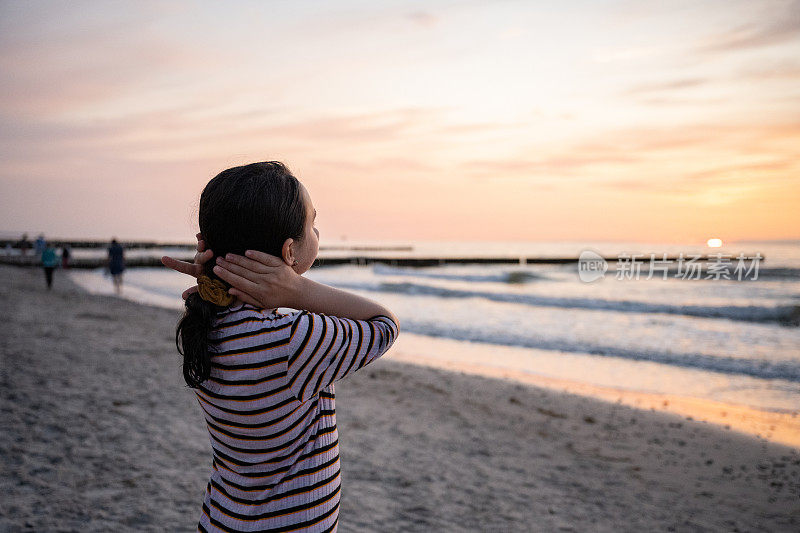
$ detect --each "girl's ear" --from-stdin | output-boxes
[281,238,295,266]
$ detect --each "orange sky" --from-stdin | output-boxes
[0,0,798,244]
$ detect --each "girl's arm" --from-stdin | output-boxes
[213,250,400,326]
[285,309,398,402]
[291,275,398,324]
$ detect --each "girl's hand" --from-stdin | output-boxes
[213,250,301,309]
[160,233,214,299]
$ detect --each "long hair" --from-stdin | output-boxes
[176,161,306,388]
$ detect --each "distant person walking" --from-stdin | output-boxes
[61,245,71,269]
[107,238,125,295]
[41,243,59,290]
[34,234,46,260]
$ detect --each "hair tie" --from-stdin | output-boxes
[197,274,235,307]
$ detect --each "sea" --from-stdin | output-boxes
[67,240,800,415]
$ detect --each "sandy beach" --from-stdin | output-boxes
[1,264,799,532]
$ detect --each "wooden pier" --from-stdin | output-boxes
[0,253,730,270]
[0,239,748,269]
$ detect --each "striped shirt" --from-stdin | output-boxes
[195,303,399,532]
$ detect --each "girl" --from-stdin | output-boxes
[162,161,400,532]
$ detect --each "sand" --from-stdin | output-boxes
[388,348,800,449]
[1,264,798,532]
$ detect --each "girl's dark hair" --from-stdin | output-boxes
[176,161,306,388]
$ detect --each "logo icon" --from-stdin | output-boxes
[578,250,607,283]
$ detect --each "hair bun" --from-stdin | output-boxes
[197,274,235,307]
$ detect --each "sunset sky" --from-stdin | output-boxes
[1,0,798,244]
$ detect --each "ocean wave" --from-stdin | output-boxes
[754,267,800,280]
[401,320,800,382]
[370,263,800,282]
[371,263,548,283]
[330,280,800,325]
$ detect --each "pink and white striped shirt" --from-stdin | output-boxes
[194,303,399,532]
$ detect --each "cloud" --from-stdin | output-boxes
[459,153,641,178]
[591,45,666,64]
[406,11,438,27]
[580,121,800,159]
[603,158,798,191]
[623,78,709,95]
[621,77,717,106]
[0,14,217,118]
[453,119,800,188]
[0,106,455,174]
[694,1,800,55]
[0,46,207,118]
[623,59,800,107]
[736,59,800,81]
[635,96,728,107]
[305,156,438,177]
[682,159,798,181]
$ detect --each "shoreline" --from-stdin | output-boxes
[69,265,800,449]
[2,264,799,531]
[389,351,800,449]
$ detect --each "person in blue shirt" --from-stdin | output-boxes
[107,238,125,295]
[41,243,59,290]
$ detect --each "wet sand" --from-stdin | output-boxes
[388,347,800,449]
[1,265,798,531]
